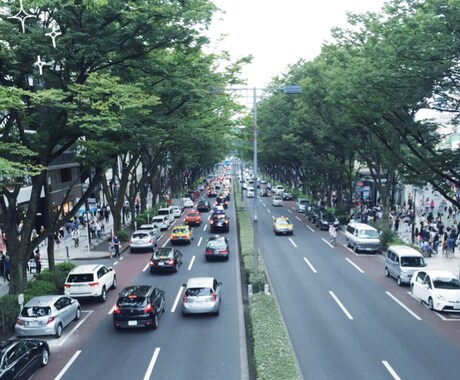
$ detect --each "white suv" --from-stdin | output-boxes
[274,185,285,195]
[64,264,117,302]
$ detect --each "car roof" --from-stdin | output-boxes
[208,235,227,242]
[348,222,376,230]
[139,224,158,229]
[388,245,423,256]
[118,285,155,298]
[185,277,216,288]
[69,264,104,274]
[25,295,64,306]
[275,216,290,221]
[421,270,457,279]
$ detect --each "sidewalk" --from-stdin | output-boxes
[0,216,130,297]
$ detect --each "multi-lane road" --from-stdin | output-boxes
[247,194,460,380]
[35,193,248,380]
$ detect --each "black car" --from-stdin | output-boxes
[210,214,230,233]
[0,339,49,379]
[197,199,211,212]
[205,235,230,261]
[215,194,228,209]
[149,247,183,273]
[316,211,339,230]
[260,188,270,197]
[113,285,166,330]
[309,206,327,224]
[282,192,293,201]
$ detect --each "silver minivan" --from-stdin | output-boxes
[345,222,380,253]
[385,245,426,286]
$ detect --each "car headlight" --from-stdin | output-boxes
[436,294,446,301]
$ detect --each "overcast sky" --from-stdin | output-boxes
[207,0,387,88]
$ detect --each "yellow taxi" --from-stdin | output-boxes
[170,225,194,245]
[273,216,294,236]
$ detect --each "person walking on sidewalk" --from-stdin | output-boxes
[72,229,80,247]
[4,255,10,282]
[34,249,42,275]
[112,236,121,258]
[329,224,337,246]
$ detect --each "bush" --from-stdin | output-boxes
[249,293,300,380]
[0,295,21,338]
[136,216,147,226]
[23,280,57,302]
[116,230,129,242]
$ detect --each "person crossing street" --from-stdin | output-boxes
[329,224,337,246]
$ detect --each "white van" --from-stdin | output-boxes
[345,222,380,253]
[168,205,182,218]
[157,207,175,224]
[151,215,171,230]
[385,245,426,286]
[274,185,284,195]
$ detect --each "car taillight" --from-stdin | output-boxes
[89,282,99,287]
[113,305,121,314]
[220,250,228,255]
[47,316,55,325]
[148,239,152,243]
[205,249,213,254]
[224,220,228,224]
[144,304,154,313]
[183,294,187,303]
[166,259,174,264]
[64,284,70,288]
[16,318,23,326]
[129,240,132,244]
[211,293,217,302]
[210,220,214,224]
[149,261,155,266]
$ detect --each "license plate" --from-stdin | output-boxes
[128,320,138,326]
[454,305,460,310]
[28,322,39,327]
[158,262,164,266]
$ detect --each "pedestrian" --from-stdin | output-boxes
[430,199,435,212]
[0,251,4,280]
[112,236,121,258]
[394,217,400,232]
[442,231,448,256]
[95,220,102,239]
[54,232,61,250]
[432,230,440,255]
[447,229,457,257]
[72,229,80,247]
[329,224,337,246]
[4,255,10,282]
[34,249,41,275]
[105,205,110,222]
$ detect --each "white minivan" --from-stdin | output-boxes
[385,245,426,286]
[151,215,170,230]
[345,222,380,253]
[274,185,284,195]
[168,205,182,218]
[158,207,175,224]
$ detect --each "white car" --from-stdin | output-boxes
[182,277,222,316]
[168,205,182,218]
[138,224,161,241]
[151,215,171,230]
[274,185,285,195]
[272,195,283,207]
[64,264,117,302]
[182,197,194,208]
[246,187,255,198]
[296,198,309,213]
[410,270,460,312]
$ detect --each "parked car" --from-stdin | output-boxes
[157,207,175,224]
[274,185,285,195]
[345,222,380,253]
[309,206,327,224]
[316,212,340,230]
[170,225,193,245]
[138,224,161,242]
[273,216,294,235]
[282,192,293,201]
[184,210,202,226]
[272,195,283,207]
[15,295,81,338]
[64,264,117,302]
[295,198,309,213]
[385,245,426,286]
[210,214,230,233]
[182,277,222,316]
[151,215,170,230]
[246,186,255,198]
[149,247,183,273]
[113,285,166,330]
[0,339,49,379]
[410,270,460,312]
[197,199,211,212]
[182,197,194,208]
[129,230,157,253]
[168,205,182,218]
[205,235,230,261]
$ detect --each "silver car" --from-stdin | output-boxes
[138,224,161,242]
[182,277,222,316]
[15,295,81,338]
[272,195,283,207]
[129,230,157,253]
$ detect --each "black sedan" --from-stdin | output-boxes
[205,235,230,261]
[260,188,270,197]
[0,339,49,379]
[210,214,230,233]
[282,192,293,200]
[113,285,166,330]
[197,199,211,212]
[149,247,183,273]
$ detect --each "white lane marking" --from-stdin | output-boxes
[345,258,364,273]
[329,291,353,320]
[51,311,93,347]
[119,256,125,261]
[287,209,292,214]
[272,216,276,220]
[143,347,161,380]
[306,225,314,232]
[54,350,81,380]
[322,238,334,248]
[113,261,119,265]
[382,361,401,380]
[108,305,115,315]
[188,255,196,270]
[303,257,317,273]
[267,209,271,214]
[288,238,297,248]
[295,216,301,221]
[386,291,422,320]
[197,237,203,247]
[203,224,208,232]
[207,215,211,220]
[162,239,169,248]
[142,263,149,272]
[171,286,184,313]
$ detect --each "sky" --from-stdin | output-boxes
[207,0,388,88]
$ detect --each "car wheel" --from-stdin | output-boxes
[226,255,229,261]
[100,287,107,303]
[40,348,50,367]
[75,307,81,321]
[397,277,402,286]
[112,275,117,289]
[215,309,220,316]
[55,323,63,338]
[385,267,389,277]
[428,297,434,310]
[410,283,415,295]
[346,239,351,248]
[151,313,159,329]
[353,244,358,253]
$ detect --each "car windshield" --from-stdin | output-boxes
[358,230,379,239]
[173,227,188,234]
[274,196,281,200]
[276,219,290,225]
[67,273,94,283]
[158,210,169,216]
[401,257,425,267]
[133,232,149,239]
[21,306,52,317]
[324,214,336,222]
[154,249,173,259]
[186,287,212,297]
[118,296,147,308]
[433,277,460,289]
[187,213,199,217]
[299,200,308,205]
[207,240,227,249]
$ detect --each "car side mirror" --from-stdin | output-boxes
[218,282,222,285]
[182,283,186,287]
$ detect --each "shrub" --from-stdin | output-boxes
[0,295,21,338]
[36,265,73,294]
[116,230,129,242]
[55,261,76,274]
[23,280,57,302]
[136,216,147,226]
